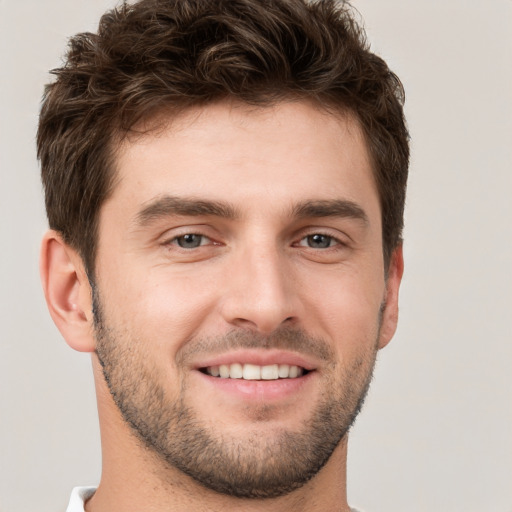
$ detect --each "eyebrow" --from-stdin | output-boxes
[134,195,369,227]
[292,199,369,225]
[135,195,239,226]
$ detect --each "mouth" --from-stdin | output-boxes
[193,351,318,402]
[200,363,309,380]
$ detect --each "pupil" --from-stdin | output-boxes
[309,234,330,248]
[178,234,201,248]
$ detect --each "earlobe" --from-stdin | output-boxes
[377,245,404,350]
[40,230,96,352]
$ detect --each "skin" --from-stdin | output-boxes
[40,100,403,512]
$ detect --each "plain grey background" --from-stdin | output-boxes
[0,1,511,511]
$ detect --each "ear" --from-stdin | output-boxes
[40,230,96,352]
[377,245,404,350]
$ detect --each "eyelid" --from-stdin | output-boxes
[296,233,341,248]
[163,233,218,250]
[170,233,210,243]
[158,230,223,263]
[293,226,349,246]
[158,223,214,239]
[158,225,219,248]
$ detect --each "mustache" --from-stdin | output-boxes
[177,326,335,365]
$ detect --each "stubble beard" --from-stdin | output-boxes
[93,290,379,499]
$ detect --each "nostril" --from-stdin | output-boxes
[232,318,258,329]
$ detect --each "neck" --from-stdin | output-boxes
[87,357,351,512]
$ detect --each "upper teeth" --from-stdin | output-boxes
[205,363,304,380]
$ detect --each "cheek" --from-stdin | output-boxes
[99,263,221,353]
[300,265,385,352]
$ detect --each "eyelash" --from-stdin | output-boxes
[166,233,214,249]
[295,233,343,249]
[163,231,345,251]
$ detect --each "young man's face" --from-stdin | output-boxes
[91,100,402,497]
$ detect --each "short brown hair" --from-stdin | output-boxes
[38,0,409,276]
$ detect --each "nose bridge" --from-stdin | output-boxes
[221,236,297,333]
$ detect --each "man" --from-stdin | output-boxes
[37,0,409,510]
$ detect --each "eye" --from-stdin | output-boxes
[298,234,339,249]
[172,233,210,249]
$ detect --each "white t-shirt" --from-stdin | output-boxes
[66,487,96,512]
[66,486,362,511]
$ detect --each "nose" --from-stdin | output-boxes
[219,243,300,334]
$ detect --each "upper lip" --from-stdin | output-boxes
[192,349,318,371]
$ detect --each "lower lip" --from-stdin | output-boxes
[195,371,315,401]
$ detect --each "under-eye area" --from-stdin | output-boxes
[200,363,311,380]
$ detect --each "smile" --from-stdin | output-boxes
[202,363,307,380]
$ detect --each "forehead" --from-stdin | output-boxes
[107,100,379,222]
